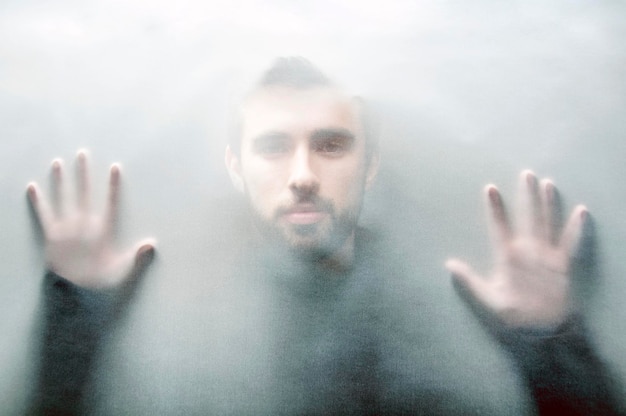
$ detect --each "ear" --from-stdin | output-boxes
[365,152,380,190]
[225,146,245,193]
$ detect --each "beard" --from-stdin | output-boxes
[250,194,360,261]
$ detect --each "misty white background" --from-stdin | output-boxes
[1,0,625,414]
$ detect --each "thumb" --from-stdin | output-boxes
[134,239,157,274]
[117,239,156,297]
[445,258,490,307]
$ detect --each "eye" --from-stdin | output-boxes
[311,129,355,157]
[257,141,289,155]
[252,133,291,157]
[315,138,348,154]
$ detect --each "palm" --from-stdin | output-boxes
[446,171,586,330]
[27,151,154,288]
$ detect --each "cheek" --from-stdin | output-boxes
[242,162,287,213]
[321,160,367,206]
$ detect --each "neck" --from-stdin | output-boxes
[317,232,355,273]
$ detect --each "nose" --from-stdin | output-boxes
[288,146,319,197]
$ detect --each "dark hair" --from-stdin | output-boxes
[229,57,377,161]
[257,57,332,88]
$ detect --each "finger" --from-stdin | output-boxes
[517,170,543,238]
[540,179,563,245]
[104,163,122,240]
[485,185,512,257]
[446,258,491,307]
[134,239,157,273]
[117,239,157,293]
[76,150,90,211]
[26,182,53,238]
[559,205,588,257]
[49,159,65,217]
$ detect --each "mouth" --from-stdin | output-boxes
[282,204,328,225]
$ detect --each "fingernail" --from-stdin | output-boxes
[488,186,499,202]
[580,209,588,221]
[110,164,121,180]
[141,243,156,255]
[141,247,156,265]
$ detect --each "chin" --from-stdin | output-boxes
[283,230,348,260]
[254,212,356,260]
[285,234,330,254]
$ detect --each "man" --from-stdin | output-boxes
[224,59,378,268]
[26,58,621,414]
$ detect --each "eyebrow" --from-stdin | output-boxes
[310,128,355,143]
[251,131,290,146]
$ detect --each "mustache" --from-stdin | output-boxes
[274,196,335,218]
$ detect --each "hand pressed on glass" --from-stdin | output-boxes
[446,170,587,330]
[27,150,155,289]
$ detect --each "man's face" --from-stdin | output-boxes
[227,85,376,258]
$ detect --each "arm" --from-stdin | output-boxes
[446,170,621,415]
[27,151,155,415]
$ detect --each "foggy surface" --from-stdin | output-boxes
[1,0,625,414]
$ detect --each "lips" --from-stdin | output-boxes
[282,203,327,225]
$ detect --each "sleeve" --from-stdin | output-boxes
[28,272,119,416]
[501,318,623,416]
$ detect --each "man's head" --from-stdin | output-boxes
[225,57,379,263]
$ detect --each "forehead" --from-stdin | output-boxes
[240,86,362,141]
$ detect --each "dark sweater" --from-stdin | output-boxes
[29,232,622,415]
